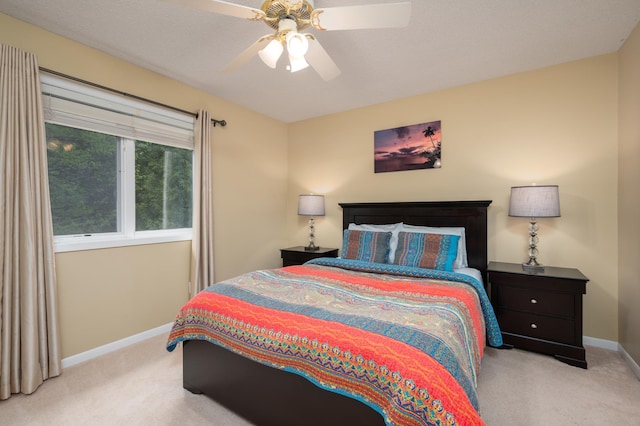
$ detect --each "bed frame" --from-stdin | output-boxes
[182,200,492,426]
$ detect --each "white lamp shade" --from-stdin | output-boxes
[285,31,309,58]
[298,194,325,216]
[509,185,560,218]
[288,54,309,72]
[258,40,284,69]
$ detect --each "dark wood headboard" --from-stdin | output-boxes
[340,201,492,283]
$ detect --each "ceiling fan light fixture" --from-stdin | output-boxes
[288,54,309,72]
[258,39,284,68]
[196,0,412,80]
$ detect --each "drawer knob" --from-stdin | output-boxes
[530,298,538,304]
[530,323,538,329]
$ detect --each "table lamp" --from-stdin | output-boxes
[298,194,325,251]
[509,185,560,271]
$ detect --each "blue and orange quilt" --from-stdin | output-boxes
[167,258,502,426]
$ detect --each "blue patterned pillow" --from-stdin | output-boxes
[393,232,460,271]
[341,230,391,264]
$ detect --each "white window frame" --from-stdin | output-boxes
[41,75,195,253]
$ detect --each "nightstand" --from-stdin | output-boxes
[280,246,339,267]
[488,261,589,368]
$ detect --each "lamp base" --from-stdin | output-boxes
[304,245,320,252]
[522,258,545,273]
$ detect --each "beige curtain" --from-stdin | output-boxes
[0,44,61,399]
[190,110,215,296]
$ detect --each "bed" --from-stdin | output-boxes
[166,200,501,426]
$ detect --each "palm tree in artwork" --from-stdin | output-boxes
[421,125,441,168]
[423,126,437,149]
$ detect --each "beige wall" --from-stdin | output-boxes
[288,54,620,342]
[1,11,633,358]
[618,23,640,365]
[1,13,289,358]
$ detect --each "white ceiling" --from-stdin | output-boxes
[2,0,640,123]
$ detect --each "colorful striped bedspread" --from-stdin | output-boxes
[166,258,502,426]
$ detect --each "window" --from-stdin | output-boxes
[46,125,119,235]
[41,75,195,252]
[134,140,193,231]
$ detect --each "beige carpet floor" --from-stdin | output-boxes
[1,334,639,425]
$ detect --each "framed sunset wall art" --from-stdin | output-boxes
[374,120,442,173]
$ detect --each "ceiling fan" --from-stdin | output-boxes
[167,0,412,81]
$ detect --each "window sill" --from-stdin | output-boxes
[54,230,193,253]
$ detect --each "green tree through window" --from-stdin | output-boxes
[46,123,192,237]
[135,141,192,231]
[46,123,118,235]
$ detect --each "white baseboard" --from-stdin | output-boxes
[619,344,640,380]
[61,322,173,369]
[583,335,619,351]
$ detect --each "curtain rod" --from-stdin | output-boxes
[39,67,227,127]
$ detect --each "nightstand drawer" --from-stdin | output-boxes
[497,309,575,345]
[280,246,339,267]
[496,285,574,318]
[282,251,318,266]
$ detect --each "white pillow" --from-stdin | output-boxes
[348,222,403,263]
[454,267,483,284]
[400,224,468,269]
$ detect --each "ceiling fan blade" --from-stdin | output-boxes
[305,36,341,81]
[221,36,273,73]
[312,2,411,31]
[164,0,265,21]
